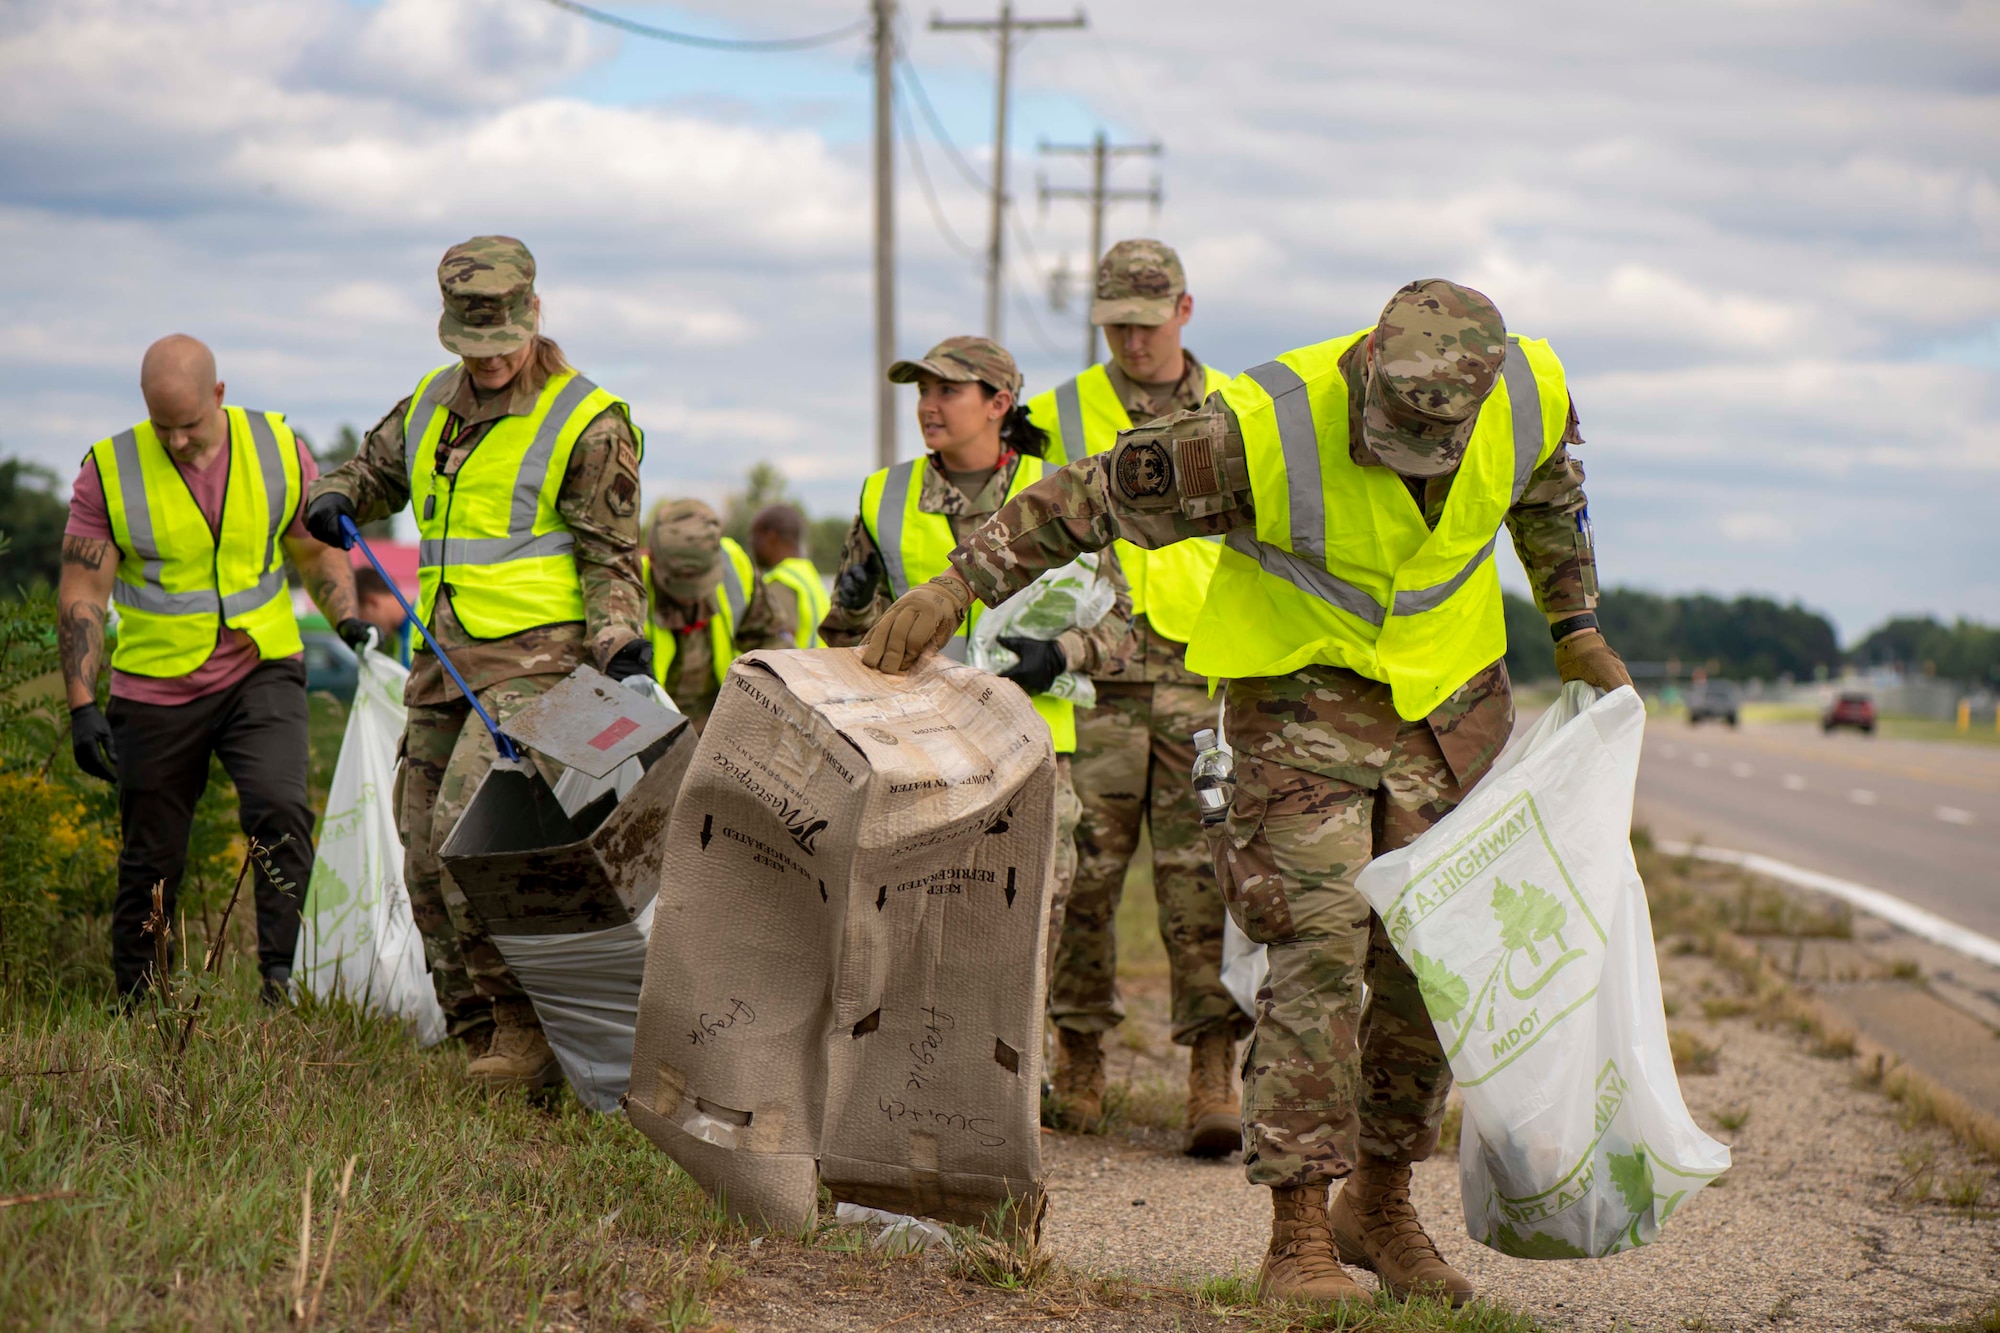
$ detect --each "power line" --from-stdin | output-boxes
[894,50,988,193]
[537,0,868,51]
[930,4,1088,340]
[894,83,983,259]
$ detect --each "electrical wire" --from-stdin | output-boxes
[1003,204,1073,361]
[894,48,989,192]
[894,82,984,261]
[537,0,867,52]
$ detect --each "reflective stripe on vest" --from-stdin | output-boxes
[1185,333,1566,720]
[859,454,1076,752]
[1026,362,1232,644]
[93,407,304,677]
[1221,342,1545,626]
[768,556,828,648]
[645,539,753,692]
[405,366,633,638]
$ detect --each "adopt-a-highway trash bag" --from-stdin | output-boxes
[490,899,653,1114]
[294,647,446,1047]
[1355,682,1730,1259]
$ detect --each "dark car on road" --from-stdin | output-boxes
[1687,680,1741,727]
[1822,692,1877,735]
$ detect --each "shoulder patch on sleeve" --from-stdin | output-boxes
[1115,439,1174,499]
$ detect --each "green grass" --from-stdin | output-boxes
[0,973,731,1331]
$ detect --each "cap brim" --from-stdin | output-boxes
[653,559,725,603]
[439,312,533,358]
[1090,296,1177,327]
[886,357,981,385]
[1358,375,1480,479]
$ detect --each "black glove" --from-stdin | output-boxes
[70,703,118,784]
[997,636,1066,696]
[303,491,357,550]
[337,618,378,655]
[834,548,885,612]
[605,637,653,683]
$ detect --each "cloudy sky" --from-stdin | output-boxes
[2,0,1994,639]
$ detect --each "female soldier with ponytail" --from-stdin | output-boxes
[822,335,1131,999]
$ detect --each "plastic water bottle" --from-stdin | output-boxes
[1191,728,1235,828]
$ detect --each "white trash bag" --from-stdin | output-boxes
[295,647,446,1047]
[490,901,654,1114]
[1220,912,1268,1019]
[1356,683,1729,1258]
[969,552,1116,707]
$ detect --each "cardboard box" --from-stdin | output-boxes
[440,668,696,936]
[628,649,1057,1233]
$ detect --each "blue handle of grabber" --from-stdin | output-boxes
[341,515,521,762]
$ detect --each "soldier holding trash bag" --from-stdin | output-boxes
[304,235,650,1086]
[859,281,1632,1309]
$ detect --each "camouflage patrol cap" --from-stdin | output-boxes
[438,235,537,357]
[1091,238,1186,327]
[886,336,1023,398]
[647,498,724,602]
[1360,279,1509,478]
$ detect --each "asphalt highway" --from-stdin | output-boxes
[1633,716,2000,941]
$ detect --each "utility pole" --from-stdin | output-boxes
[931,4,1086,341]
[872,0,898,467]
[1039,132,1160,368]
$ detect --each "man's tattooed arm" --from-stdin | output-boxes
[296,541,358,627]
[57,537,118,707]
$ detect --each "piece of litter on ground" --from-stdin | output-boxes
[832,1201,953,1252]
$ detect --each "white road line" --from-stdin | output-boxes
[1781,774,1807,791]
[1730,762,1754,778]
[1656,840,2000,970]
[1849,788,1877,805]
[1660,743,1681,759]
[1935,806,1974,826]
[1693,753,1712,769]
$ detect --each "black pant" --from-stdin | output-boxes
[107,659,316,996]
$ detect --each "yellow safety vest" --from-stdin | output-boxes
[643,540,753,691]
[404,365,639,639]
[1184,332,1566,721]
[859,454,1076,753]
[1027,361,1232,644]
[91,408,304,678]
[765,555,829,648]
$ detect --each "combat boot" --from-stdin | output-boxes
[1184,1030,1241,1158]
[1330,1154,1474,1307]
[1049,1028,1105,1130]
[466,999,560,1089]
[1256,1183,1368,1307]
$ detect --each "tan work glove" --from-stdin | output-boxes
[1554,629,1634,692]
[860,572,974,674]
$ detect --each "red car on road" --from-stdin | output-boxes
[1822,693,1877,734]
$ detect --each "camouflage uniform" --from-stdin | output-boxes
[312,239,646,1039]
[947,305,1597,1187]
[1050,339,1250,1048]
[824,447,1132,972]
[645,499,792,732]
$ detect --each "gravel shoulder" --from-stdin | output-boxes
[1031,891,2000,1331]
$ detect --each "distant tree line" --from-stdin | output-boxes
[1849,617,2000,688]
[1507,589,1838,683]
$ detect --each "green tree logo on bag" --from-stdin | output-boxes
[1492,878,1586,998]
[1382,792,1607,1084]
